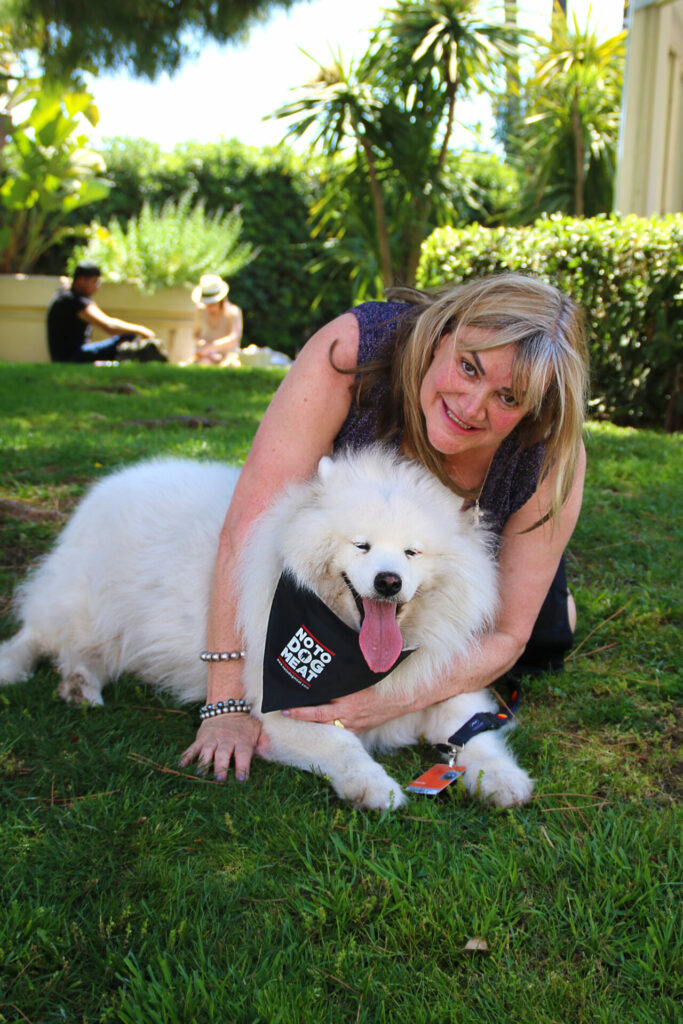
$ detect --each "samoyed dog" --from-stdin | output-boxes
[0,446,533,810]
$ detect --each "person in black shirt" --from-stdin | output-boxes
[46,262,167,363]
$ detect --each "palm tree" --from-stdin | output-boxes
[369,0,519,282]
[274,51,394,288]
[274,0,521,290]
[495,0,521,157]
[520,10,627,216]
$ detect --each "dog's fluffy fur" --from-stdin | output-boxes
[0,447,533,810]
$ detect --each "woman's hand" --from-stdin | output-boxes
[180,714,264,781]
[281,684,418,733]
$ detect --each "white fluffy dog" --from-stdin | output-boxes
[0,447,533,810]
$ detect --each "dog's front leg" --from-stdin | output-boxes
[259,716,407,811]
[420,695,534,808]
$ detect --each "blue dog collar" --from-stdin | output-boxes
[435,680,522,761]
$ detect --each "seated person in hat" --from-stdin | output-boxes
[188,273,292,369]
[191,274,243,366]
[47,261,167,363]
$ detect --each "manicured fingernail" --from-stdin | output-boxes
[236,772,246,782]
[215,772,226,782]
[280,710,290,717]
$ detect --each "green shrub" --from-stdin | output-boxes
[71,190,255,292]
[417,214,683,426]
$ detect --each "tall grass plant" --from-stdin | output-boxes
[73,190,256,293]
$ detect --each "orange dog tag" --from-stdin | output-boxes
[405,764,465,795]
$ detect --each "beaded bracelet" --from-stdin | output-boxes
[199,699,252,720]
[200,650,246,663]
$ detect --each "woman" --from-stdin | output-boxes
[180,273,589,782]
[190,274,243,366]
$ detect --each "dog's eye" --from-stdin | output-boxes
[404,548,421,558]
[353,541,371,552]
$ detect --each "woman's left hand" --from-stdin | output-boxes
[281,684,417,733]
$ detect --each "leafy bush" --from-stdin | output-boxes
[442,150,523,226]
[0,77,109,272]
[71,190,255,292]
[417,214,683,426]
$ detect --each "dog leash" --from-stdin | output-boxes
[434,679,522,766]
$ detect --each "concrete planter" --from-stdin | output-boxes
[0,274,196,364]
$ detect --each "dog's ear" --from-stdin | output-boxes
[317,455,335,482]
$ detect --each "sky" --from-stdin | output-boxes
[88,0,627,153]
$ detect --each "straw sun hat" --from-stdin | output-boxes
[191,274,229,306]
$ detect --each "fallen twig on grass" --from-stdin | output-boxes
[121,415,229,429]
[25,789,120,807]
[572,641,620,659]
[0,498,64,522]
[311,967,358,993]
[566,603,630,661]
[538,804,607,814]
[131,705,191,716]
[0,1000,35,1023]
[83,383,140,395]
[127,751,220,783]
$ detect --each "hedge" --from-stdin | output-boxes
[417,214,683,426]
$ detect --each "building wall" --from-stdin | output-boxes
[616,0,683,214]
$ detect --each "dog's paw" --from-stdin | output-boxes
[465,763,534,808]
[337,770,407,811]
[58,673,104,706]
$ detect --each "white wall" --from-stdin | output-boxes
[616,0,683,214]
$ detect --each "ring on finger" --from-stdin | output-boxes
[333,718,345,729]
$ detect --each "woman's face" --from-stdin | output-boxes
[419,328,529,466]
[204,299,225,320]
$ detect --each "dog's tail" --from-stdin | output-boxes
[0,627,42,685]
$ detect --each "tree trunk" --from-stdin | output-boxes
[571,89,585,216]
[359,136,394,289]
[437,74,457,170]
[403,196,430,288]
[501,0,520,157]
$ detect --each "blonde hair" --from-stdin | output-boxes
[348,274,589,525]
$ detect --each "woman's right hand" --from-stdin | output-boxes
[180,713,263,782]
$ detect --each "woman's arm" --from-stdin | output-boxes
[179,312,361,778]
[209,304,243,351]
[284,442,587,731]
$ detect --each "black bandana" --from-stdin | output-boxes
[261,573,417,713]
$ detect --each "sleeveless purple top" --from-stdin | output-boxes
[334,301,545,537]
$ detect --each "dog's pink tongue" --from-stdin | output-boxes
[359,599,403,673]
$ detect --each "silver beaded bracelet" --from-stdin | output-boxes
[200,650,246,663]
[199,699,252,720]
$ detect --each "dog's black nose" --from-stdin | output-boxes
[374,572,402,597]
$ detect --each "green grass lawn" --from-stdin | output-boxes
[1,362,681,1024]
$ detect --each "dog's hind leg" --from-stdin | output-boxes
[55,651,107,706]
[261,718,407,811]
[0,627,42,685]
[0,628,107,706]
